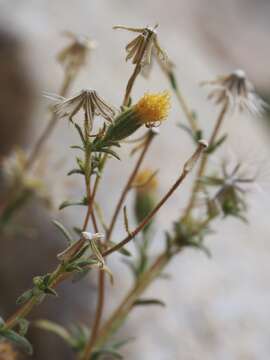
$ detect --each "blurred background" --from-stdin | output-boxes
[0,0,270,359]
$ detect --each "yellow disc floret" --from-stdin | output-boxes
[135,91,170,126]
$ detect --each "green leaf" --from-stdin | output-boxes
[103,140,121,148]
[187,241,212,258]
[70,145,84,151]
[65,259,97,273]
[44,287,58,296]
[42,274,51,287]
[178,123,202,143]
[69,243,90,262]
[75,259,97,268]
[108,241,131,257]
[76,157,85,171]
[0,329,33,355]
[16,289,33,305]
[91,349,123,360]
[98,148,120,160]
[73,227,83,236]
[206,134,227,154]
[67,169,84,176]
[133,298,166,307]
[109,337,134,350]
[169,71,178,91]
[59,200,86,210]
[71,268,90,283]
[0,317,5,328]
[35,319,72,345]
[52,220,73,245]
[178,122,193,137]
[74,123,86,144]
[122,259,138,278]
[17,318,30,336]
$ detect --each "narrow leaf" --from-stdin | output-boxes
[52,220,73,245]
[16,289,33,305]
[133,298,166,307]
[67,169,84,176]
[0,330,33,355]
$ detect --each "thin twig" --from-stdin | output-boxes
[184,101,229,218]
[103,141,207,257]
[81,271,105,360]
[80,128,105,360]
[157,57,198,134]
[4,142,206,333]
[25,72,75,170]
[82,132,154,359]
[106,131,154,242]
[0,72,77,224]
[94,251,171,348]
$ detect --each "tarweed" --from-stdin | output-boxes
[0,21,268,360]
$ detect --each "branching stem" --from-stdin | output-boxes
[184,101,228,218]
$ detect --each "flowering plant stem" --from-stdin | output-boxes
[174,85,198,134]
[94,251,172,349]
[106,131,155,242]
[82,42,158,357]
[81,130,155,360]
[156,56,198,135]
[122,34,150,107]
[103,140,206,258]
[4,142,205,335]
[184,101,229,217]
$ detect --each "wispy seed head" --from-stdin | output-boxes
[202,69,268,116]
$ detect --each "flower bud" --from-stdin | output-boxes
[104,92,170,141]
[133,169,158,233]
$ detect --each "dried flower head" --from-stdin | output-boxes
[0,341,17,360]
[202,69,267,115]
[0,149,63,210]
[113,24,167,73]
[1,149,43,192]
[46,90,116,135]
[57,31,97,75]
[135,91,170,127]
[81,231,105,242]
[202,155,260,220]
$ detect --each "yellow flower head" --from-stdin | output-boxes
[135,91,170,127]
[134,169,158,192]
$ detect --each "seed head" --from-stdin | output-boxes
[113,24,167,76]
[45,89,116,135]
[202,69,267,116]
[57,31,97,75]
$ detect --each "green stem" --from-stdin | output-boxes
[106,131,154,242]
[25,72,75,170]
[94,251,172,348]
[184,101,229,218]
